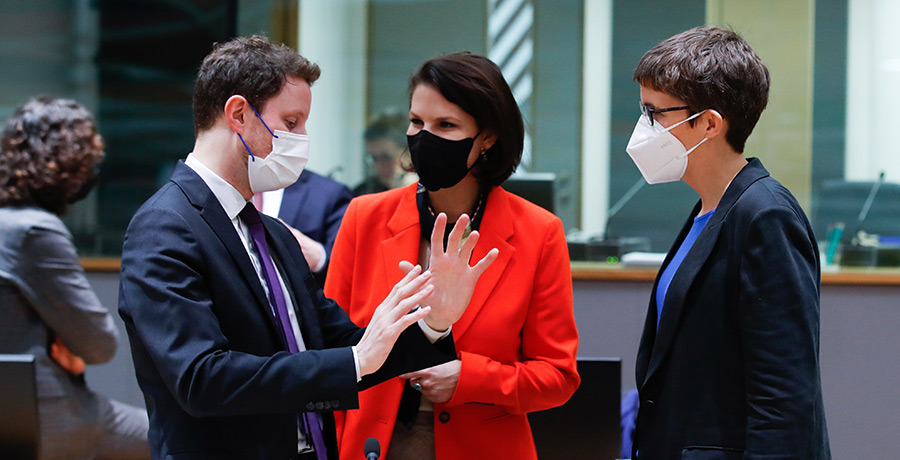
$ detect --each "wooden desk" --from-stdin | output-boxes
[571,261,900,286]
[85,258,900,286]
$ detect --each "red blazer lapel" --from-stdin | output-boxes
[374,185,515,341]
[451,188,515,341]
[380,185,422,291]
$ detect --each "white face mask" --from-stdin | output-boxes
[625,110,707,184]
[240,108,310,193]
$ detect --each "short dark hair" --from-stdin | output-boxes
[0,97,104,215]
[192,35,321,133]
[633,26,770,153]
[409,52,524,186]
[364,109,409,148]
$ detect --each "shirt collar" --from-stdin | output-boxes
[184,153,249,220]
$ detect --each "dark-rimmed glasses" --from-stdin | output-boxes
[640,104,690,127]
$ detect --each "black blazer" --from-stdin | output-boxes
[118,162,454,460]
[279,170,352,267]
[633,159,830,460]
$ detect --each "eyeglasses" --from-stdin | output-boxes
[640,104,690,127]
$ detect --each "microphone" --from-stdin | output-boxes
[364,437,380,460]
[567,175,649,262]
[841,171,888,267]
[850,170,886,242]
[604,176,646,239]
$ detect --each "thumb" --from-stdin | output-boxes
[398,260,416,275]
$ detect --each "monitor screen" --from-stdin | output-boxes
[502,172,557,215]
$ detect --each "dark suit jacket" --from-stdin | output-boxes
[633,159,830,460]
[279,170,352,269]
[118,161,455,460]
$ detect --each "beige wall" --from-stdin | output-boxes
[707,0,816,209]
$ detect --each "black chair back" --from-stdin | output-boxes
[529,357,622,460]
[0,354,39,460]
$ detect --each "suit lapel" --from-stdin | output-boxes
[381,185,423,293]
[641,204,722,387]
[639,158,770,388]
[635,213,693,388]
[265,217,325,350]
[170,161,282,342]
[378,185,514,341]
[451,188,514,341]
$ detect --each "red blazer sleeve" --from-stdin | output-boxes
[448,216,580,414]
[324,198,360,312]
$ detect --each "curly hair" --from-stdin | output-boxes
[0,97,104,215]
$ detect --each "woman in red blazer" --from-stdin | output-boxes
[325,52,580,460]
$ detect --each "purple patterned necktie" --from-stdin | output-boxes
[239,203,328,460]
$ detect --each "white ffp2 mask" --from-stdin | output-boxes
[625,110,707,184]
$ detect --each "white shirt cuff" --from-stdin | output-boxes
[351,346,361,382]
[311,241,327,273]
[418,317,451,343]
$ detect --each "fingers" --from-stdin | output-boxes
[391,271,432,307]
[390,304,431,337]
[398,260,416,275]
[459,229,481,261]
[390,287,434,321]
[431,212,448,252]
[445,213,470,255]
[374,265,425,317]
[390,264,424,296]
[398,370,423,380]
[471,247,500,278]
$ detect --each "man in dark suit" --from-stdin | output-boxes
[624,27,830,459]
[260,169,352,282]
[117,35,497,460]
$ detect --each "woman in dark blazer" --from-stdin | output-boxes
[625,28,830,459]
[0,98,149,459]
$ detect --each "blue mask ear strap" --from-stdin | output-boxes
[247,102,278,138]
[238,134,255,161]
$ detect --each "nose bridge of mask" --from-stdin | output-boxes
[271,129,310,155]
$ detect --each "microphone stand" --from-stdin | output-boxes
[849,171,885,244]
[603,177,645,240]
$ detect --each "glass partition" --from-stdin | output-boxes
[1,0,897,261]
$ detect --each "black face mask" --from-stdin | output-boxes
[408,129,482,191]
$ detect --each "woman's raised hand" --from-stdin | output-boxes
[401,213,499,332]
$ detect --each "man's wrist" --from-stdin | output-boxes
[351,346,361,382]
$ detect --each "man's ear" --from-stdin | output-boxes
[703,109,725,140]
[224,95,249,135]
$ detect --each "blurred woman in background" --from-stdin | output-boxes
[0,97,149,459]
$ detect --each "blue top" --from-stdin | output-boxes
[655,208,715,328]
